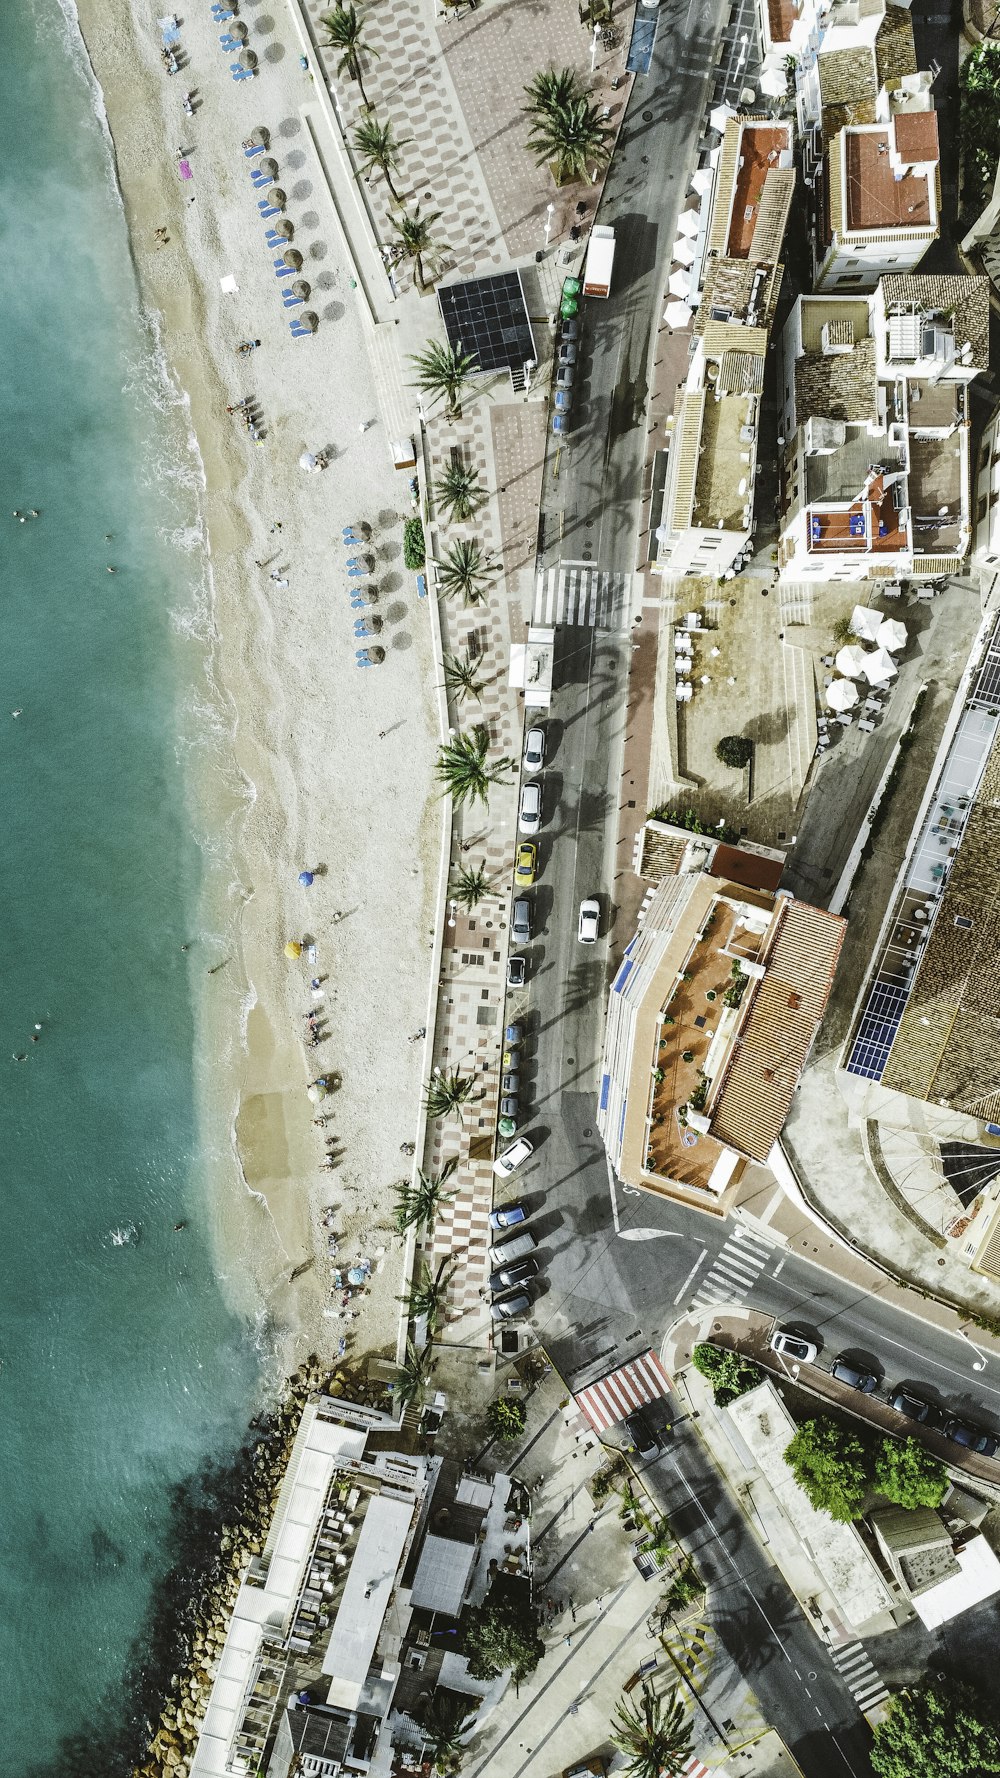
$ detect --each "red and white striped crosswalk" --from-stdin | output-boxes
[573,1349,673,1433]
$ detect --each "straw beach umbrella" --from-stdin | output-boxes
[260,158,279,179]
[267,188,286,210]
[229,18,248,37]
[291,279,311,300]
[239,48,258,70]
[281,247,304,270]
[298,312,319,333]
[272,219,294,241]
[249,126,269,147]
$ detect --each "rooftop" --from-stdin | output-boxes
[794,334,878,424]
[880,274,990,372]
[696,257,782,334]
[844,128,932,232]
[692,391,758,532]
[875,4,918,87]
[437,270,536,376]
[819,48,878,139]
[724,124,794,258]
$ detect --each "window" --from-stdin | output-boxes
[979,495,989,523]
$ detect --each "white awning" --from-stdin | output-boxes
[835,644,870,679]
[673,237,697,266]
[826,678,858,711]
[863,646,898,686]
[877,617,908,653]
[677,208,700,237]
[665,301,693,328]
[668,269,692,299]
[849,604,882,642]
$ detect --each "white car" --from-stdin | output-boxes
[493,1136,535,1179]
[523,727,545,774]
[519,781,542,835]
[769,1329,819,1365]
[578,898,600,944]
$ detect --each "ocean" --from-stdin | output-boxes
[0,5,267,1772]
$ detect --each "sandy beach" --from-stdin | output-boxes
[74,0,441,1366]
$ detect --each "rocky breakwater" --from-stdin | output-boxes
[133,1355,335,1778]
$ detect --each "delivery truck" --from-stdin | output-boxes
[582,224,615,299]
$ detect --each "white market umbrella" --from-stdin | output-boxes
[673,237,697,267]
[677,208,700,237]
[863,646,898,686]
[299,450,319,472]
[691,167,714,195]
[710,104,733,133]
[835,644,870,679]
[668,270,691,299]
[849,604,882,642]
[760,66,787,96]
[826,678,858,712]
[877,617,908,653]
[665,300,692,328]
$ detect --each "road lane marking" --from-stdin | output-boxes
[674,1249,708,1303]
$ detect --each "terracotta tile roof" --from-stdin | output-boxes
[880,274,990,371]
[845,129,932,232]
[893,111,940,163]
[875,5,917,86]
[794,334,878,424]
[709,899,846,1162]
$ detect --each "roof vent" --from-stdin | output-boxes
[954,915,974,930]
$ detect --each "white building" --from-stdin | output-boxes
[778,275,987,583]
[814,103,940,291]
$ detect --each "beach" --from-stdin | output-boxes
[73,0,440,1364]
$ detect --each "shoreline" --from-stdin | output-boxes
[71,0,439,1371]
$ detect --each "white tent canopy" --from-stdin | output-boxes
[849,604,882,642]
[690,167,714,195]
[827,678,859,712]
[760,66,787,95]
[677,208,700,237]
[863,647,898,686]
[835,644,870,679]
[877,617,908,653]
[299,450,320,472]
[673,237,697,266]
[668,270,692,299]
[664,301,693,328]
[710,104,733,132]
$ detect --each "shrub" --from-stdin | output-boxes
[403,516,426,569]
[715,734,753,769]
[875,1436,947,1510]
[486,1397,527,1441]
[662,1559,702,1614]
[691,1343,762,1406]
[961,42,1000,215]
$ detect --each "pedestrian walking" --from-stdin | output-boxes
[564,1635,572,1648]
[359,419,372,433]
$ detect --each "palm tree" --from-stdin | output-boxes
[450,863,494,912]
[400,1256,457,1336]
[611,1688,693,1778]
[319,4,379,110]
[416,1690,475,1773]
[393,1159,459,1235]
[434,538,492,607]
[390,204,444,292]
[435,461,487,524]
[353,114,408,202]
[526,96,613,186]
[523,66,581,119]
[435,727,515,808]
[410,341,478,419]
[442,652,489,704]
[393,1339,431,1410]
[423,1066,477,1120]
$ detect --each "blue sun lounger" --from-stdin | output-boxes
[346,557,367,570]
[258,203,281,218]
[244,142,265,158]
[250,168,269,186]
[283,295,304,309]
[347,565,367,576]
[275,262,296,278]
[220,33,240,48]
[265,228,286,243]
[290,324,313,338]
[232,64,254,80]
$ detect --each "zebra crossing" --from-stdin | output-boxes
[831,1640,889,1715]
[691,1227,775,1311]
[533,562,631,630]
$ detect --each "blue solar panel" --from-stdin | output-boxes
[846,980,909,1081]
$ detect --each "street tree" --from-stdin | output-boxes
[319,4,379,110]
[423,1067,476,1121]
[435,461,488,524]
[414,1688,476,1773]
[486,1397,527,1441]
[400,1256,456,1336]
[784,1417,872,1522]
[463,1580,545,1682]
[871,1677,1000,1778]
[449,863,495,912]
[390,203,445,291]
[525,95,612,186]
[690,1343,762,1406]
[875,1436,948,1510]
[410,341,478,418]
[523,66,582,118]
[715,734,753,769]
[353,113,408,201]
[435,727,515,809]
[442,653,490,705]
[392,1339,431,1410]
[393,1158,458,1236]
[611,1686,694,1778]
[434,537,493,606]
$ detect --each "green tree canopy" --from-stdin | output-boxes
[486,1397,527,1441]
[784,1418,872,1522]
[691,1343,762,1406]
[715,734,752,769]
[875,1436,948,1511]
[611,1686,694,1778]
[871,1677,1000,1778]
[463,1579,544,1682]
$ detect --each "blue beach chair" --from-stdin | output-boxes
[265,228,286,244]
[275,263,296,279]
[259,203,281,219]
[356,652,374,668]
[290,324,313,338]
[283,295,304,309]
[347,565,366,576]
[250,169,270,187]
[244,143,265,158]
[346,557,367,570]
[355,618,377,637]
[220,33,240,48]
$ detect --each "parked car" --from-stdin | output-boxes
[552,414,570,436]
[554,389,573,415]
[511,898,532,943]
[560,318,579,342]
[493,1136,534,1179]
[831,1358,878,1394]
[514,842,537,886]
[490,1290,531,1321]
[489,1228,538,1265]
[489,1256,539,1294]
[769,1329,819,1364]
[488,1202,527,1231]
[499,1096,520,1122]
[890,1387,932,1423]
[558,342,578,366]
[519,781,542,835]
[624,1410,659,1461]
[556,366,575,390]
[944,1417,999,1457]
[505,1022,523,1047]
[523,728,545,774]
[507,954,526,989]
[578,897,600,944]
[501,1071,520,1096]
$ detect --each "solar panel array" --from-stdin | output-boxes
[438,271,536,375]
[846,979,909,1081]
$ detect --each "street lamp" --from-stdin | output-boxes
[544,202,554,248]
[590,20,601,72]
[447,899,457,930]
[958,1325,988,1371]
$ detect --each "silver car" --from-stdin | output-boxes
[523,728,545,773]
[519,781,542,835]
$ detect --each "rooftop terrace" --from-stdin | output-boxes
[845,129,932,232]
[693,393,757,531]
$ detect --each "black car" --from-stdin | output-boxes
[499,1096,519,1121]
[490,1289,531,1321]
[488,1256,539,1294]
[506,955,526,989]
[890,1387,931,1423]
[944,1417,999,1458]
[831,1358,878,1394]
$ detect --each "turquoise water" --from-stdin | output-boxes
[0,6,264,1773]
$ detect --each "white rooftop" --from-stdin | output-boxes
[911,1534,1000,1629]
[409,1532,477,1617]
[323,1492,416,1707]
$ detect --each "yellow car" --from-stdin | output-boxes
[514,842,537,886]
